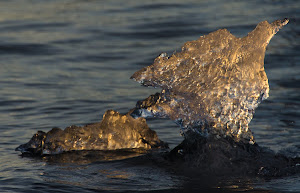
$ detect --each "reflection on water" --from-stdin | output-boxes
[0,0,299,192]
[36,151,183,192]
[38,149,151,164]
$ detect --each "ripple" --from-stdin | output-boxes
[0,99,36,107]
[0,21,71,32]
[0,43,59,56]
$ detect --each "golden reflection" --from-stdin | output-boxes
[216,179,256,192]
[98,169,131,179]
[40,149,147,164]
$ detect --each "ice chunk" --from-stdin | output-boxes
[131,19,289,143]
[16,110,166,155]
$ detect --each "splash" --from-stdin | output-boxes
[131,19,289,144]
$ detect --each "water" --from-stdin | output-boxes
[0,0,299,192]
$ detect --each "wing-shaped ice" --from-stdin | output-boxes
[131,19,289,143]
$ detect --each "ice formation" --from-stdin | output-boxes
[16,19,290,157]
[131,19,289,143]
[16,110,166,155]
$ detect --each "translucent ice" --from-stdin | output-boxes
[131,19,289,143]
[16,110,166,155]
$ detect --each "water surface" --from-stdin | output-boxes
[0,0,299,192]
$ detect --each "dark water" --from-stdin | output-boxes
[0,0,299,192]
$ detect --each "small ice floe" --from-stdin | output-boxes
[16,110,166,155]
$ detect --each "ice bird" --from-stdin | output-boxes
[131,19,289,143]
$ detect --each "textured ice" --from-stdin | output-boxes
[131,19,289,143]
[16,110,166,155]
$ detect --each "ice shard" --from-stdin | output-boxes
[131,19,289,143]
[16,110,166,155]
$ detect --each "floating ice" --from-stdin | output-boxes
[16,110,166,155]
[131,19,289,143]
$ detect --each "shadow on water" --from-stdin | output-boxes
[17,147,298,193]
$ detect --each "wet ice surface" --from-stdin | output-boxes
[16,110,165,155]
[1,0,300,192]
